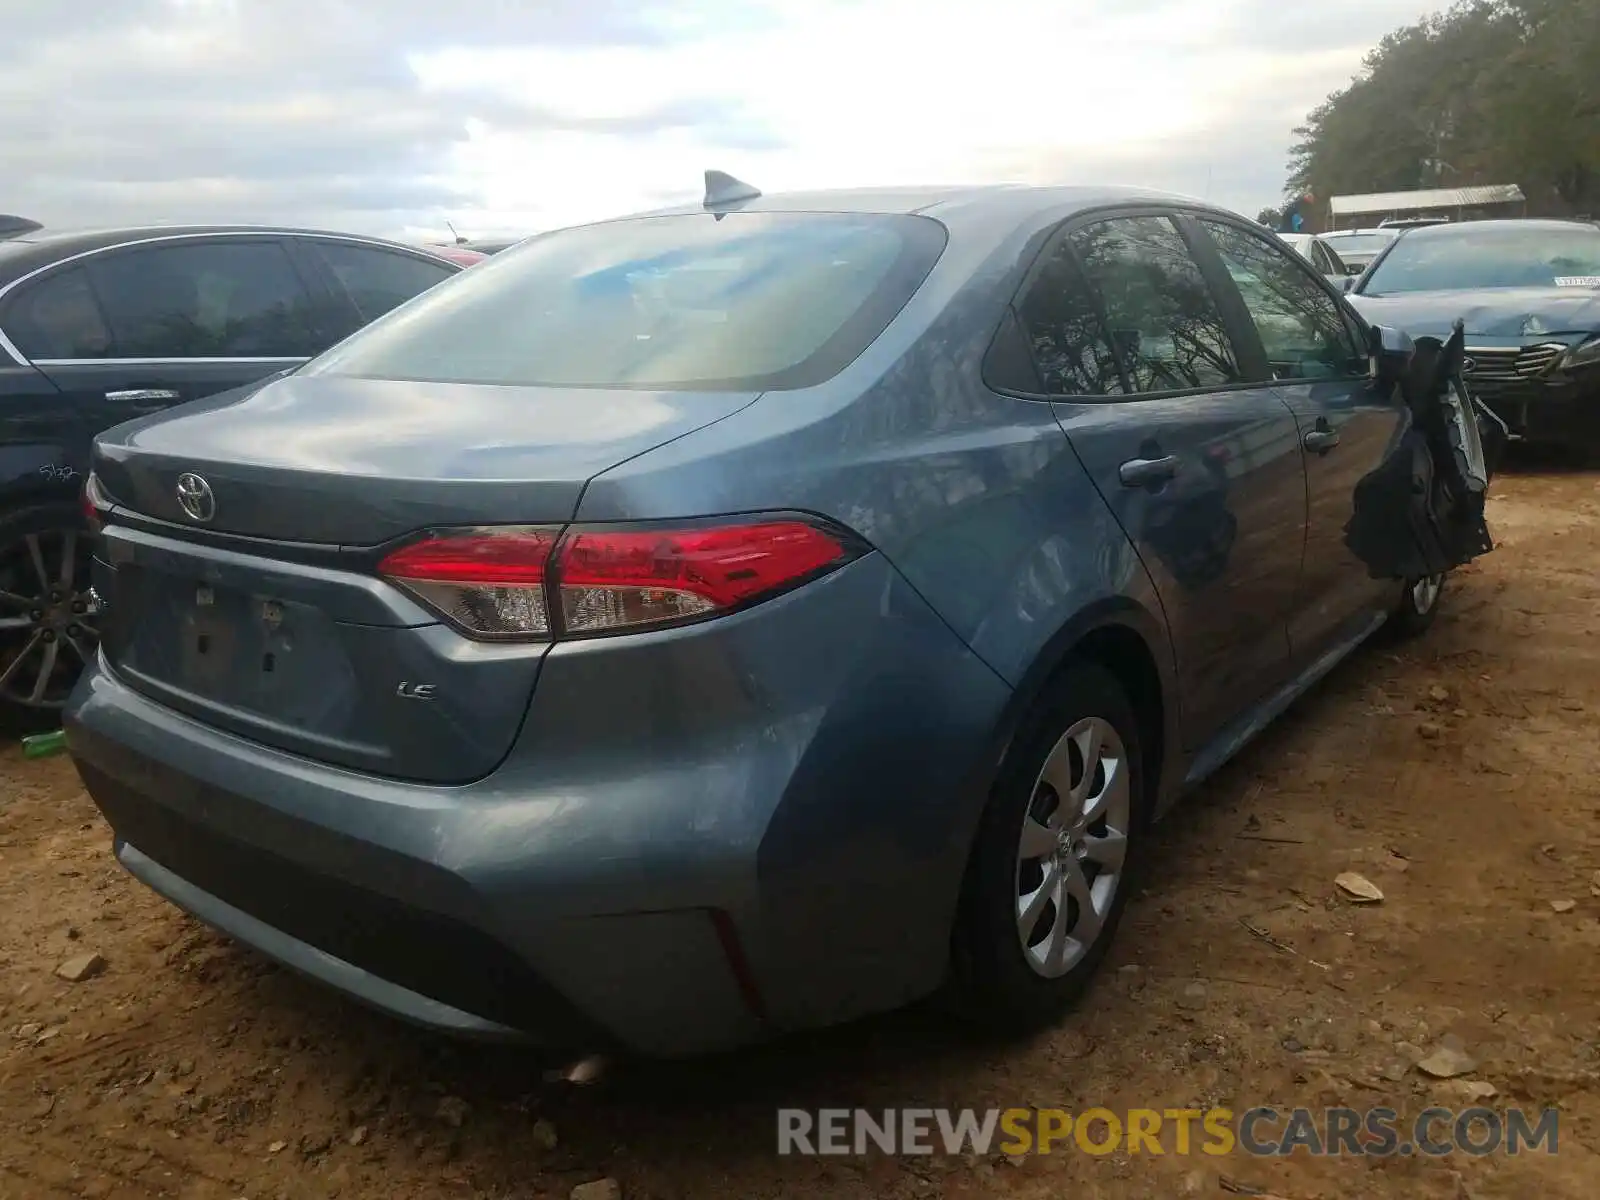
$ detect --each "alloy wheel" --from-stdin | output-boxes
[1014,715,1132,979]
[0,529,100,709]
[1412,574,1443,615]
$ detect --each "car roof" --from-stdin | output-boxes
[0,224,458,287]
[610,182,1216,223]
[1394,218,1600,240]
[562,183,1257,270]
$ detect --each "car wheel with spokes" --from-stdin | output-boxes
[952,660,1146,1029]
[1388,571,1445,640]
[1013,712,1133,979]
[0,504,100,724]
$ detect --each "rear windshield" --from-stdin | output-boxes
[1359,224,1600,295]
[303,211,948,391]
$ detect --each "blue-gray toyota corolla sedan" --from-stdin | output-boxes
[65,179,1488,1057]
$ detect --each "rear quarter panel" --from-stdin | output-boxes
[575,208,1179,790]
[0,359,82,508]
[564,212,1180,1023]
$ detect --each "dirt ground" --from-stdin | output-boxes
[3,463,1599,1200]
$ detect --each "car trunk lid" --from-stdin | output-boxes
[91,374,758,782]
[92,373,757,544]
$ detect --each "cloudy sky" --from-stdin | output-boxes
[2,0,1440,244]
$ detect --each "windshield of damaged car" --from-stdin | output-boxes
[302,211,948,391]
[1360,225,1600,295]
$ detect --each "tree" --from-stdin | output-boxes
[1283,0,1599,215]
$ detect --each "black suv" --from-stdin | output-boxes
[0,225,463,720]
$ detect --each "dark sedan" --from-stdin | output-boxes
[0,224,465,719]
[1346,219,1600,446]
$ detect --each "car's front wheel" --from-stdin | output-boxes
[951,661,1146,1029]
[0,502,100,728]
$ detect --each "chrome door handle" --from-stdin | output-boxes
[105,388,180,403]
[1118,454,1181,487]
[1303,427,1341,452]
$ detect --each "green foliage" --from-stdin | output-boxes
[1287,0,1600,214]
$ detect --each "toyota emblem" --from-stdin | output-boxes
[175,472,216,523]
[1461,357,1477,374]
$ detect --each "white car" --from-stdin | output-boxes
[1320,228,1401,276]
[1277,232,1350,285]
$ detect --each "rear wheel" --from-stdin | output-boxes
[951,662,1146,1029]
[0,503,100,726]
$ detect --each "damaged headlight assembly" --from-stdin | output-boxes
[1558,335,1600,371]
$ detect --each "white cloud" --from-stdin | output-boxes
[414,0,1443,235]
[0,0,1446,241]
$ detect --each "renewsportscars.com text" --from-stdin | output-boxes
[776,1106,1559,1158]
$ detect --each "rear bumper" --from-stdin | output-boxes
[65,552,1013,1056]
[114,839,529,1041]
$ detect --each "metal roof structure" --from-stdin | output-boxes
[1329,185,1525,217]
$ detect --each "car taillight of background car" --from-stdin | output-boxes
[82,472,112,534]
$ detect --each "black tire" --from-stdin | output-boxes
[1387,572,1446,640]
[0,501,98,731]
[950,660,1148,1030]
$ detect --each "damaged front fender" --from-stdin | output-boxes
[1344,321,1501,581]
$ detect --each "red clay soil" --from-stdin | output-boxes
[2,465,1598,1200]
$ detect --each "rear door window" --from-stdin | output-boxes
[305,212,948,391]
[1013,241,1124,395]
[87,240,321,358]
[1066,215,1244,393]
[310,241,456,322]
[4,267,114,360]
[1197,219,1363,381]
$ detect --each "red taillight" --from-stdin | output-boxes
[377,518,854,640]
[82,472,109,531]
[378,529,557,637]
[555,521,847,634]
[379,530,556,585]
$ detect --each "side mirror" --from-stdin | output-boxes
[1343,276,1356,293]
[1367,323,1413,389]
